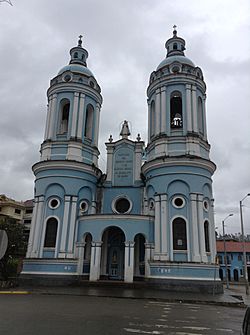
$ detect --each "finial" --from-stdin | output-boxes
[108,134,113,143]
[78,34,83,47]
[173,24,177,36]
[137,134,141,142]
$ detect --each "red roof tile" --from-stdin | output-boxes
[216,240,250,252]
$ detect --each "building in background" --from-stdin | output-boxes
[216,239,250,282]
[0,194,25,222]
[22,29,221,293]
[0,195,33,242]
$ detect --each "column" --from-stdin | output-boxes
[197,194,207,262]
[160,194,168,260]
[144,243,153,277]
[124,241,135,283]
[106,147,113,182]
[70,92,79,138]
[31,196,44,258]
[91,200,97,214]
[93,103,101,147]
[186,84,192,132]
[58,196,71,258]
[160,87,167,134]
[147,101,151,142]
[202,95,208,140]
[76,242,85,275]
[155,89,161,135]
[48,94,57,139]
[153,194,161,260]
[44,99,51,140]
[190,193,201,262]
[26,197,39,257]
[209,199,216,263]
[192,85,198,133]
[89,242,102,281]
[66,196,78,257]
[76,93,85,139]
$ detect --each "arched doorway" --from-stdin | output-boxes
[134,234,145,279]
[227,269,231,282]
[219,268,223,281]
[101,227,125,280]
[233,269,239,282]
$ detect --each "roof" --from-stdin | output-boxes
[58,64,94,77]
[23,199,34,207]
[157,55,195,71]
[216,240,250,252]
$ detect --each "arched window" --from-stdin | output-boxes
[173,43,178,50]
[204,220,210,252]
[44,217,58,248]
[59,100,70,134]
[150,100,155,138]
[173,217,187,250]
[170,91,183,129]
[198,97,204,135]
[84,104,94,139]
[74,52,78,59]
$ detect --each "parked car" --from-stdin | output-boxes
[241,307,250,334]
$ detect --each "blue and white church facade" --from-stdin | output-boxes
[22,30,222,292]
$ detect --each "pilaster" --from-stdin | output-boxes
[155,88,161,135]
[160,87,167,134]
[186,84,192,132]
[76,242,85,275]
[26,197,38,258]
[70,92,80,138]
[89,241,102,281]
[76,93,85,139]
[66,196,78,257]
[31,196,44,258]
[160,194,168,260]
[124,241,135,283]
[190,193,201,262]
[58,195,71,258]
[47,94,57,139]
[153,194,161,259]
[197,194,207,262]
[192,85,198,133]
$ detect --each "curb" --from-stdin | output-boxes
[16,288,247,308]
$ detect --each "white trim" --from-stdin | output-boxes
[40,215,60,258]
[172,196,186,209]
[48,198,60,209]
[112,195,133,215]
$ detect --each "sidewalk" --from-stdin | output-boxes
[2,282,248,307]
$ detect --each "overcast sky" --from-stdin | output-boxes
[0,0,249,234]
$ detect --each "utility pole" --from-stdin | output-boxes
[240,193,250,295]
[222,214,233,289]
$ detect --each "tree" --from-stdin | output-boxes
[0,217,27,281]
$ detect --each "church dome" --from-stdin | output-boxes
[156,26,195,71]
[58,64,94,77]
[157,55,195,70]
[57,35,94,77]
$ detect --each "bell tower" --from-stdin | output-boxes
[26,36,102,260]
[142,27,219,288]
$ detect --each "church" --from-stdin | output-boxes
[22,28,222,293]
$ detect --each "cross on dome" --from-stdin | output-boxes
[78,34,83,47]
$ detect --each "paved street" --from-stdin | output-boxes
[0,294,245,334]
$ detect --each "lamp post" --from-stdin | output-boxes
[240,193,250,295]
[222,213,234,289]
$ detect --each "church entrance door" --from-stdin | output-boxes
[101,227,125,280]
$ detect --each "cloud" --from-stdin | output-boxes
[0,0,249,233]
